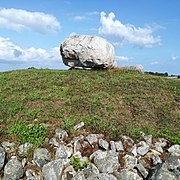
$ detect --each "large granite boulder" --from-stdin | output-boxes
[60,35,116,69]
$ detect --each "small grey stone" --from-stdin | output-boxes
[168,144,180,156]
[130,145,137,157]
[4,156,24,180]
[26,169,41,180]
[55,128,68,141]
[33,148,51,168]
[42,159,64,180]
[74,121,85,130]
[110,141,116,151]
[136,163,148,178]
[99,138,109,150]
[121,135,134,151]
[143,135,152,145]
[85,134,103,146]
[97,173,117,180]
[137,141,149,156]
[22,158,27,167]
[18,143,33,157]
[121,136,134,145]
[154,138,168,153]
[55,144,68,160]
[49,138,60,147]
[127,65,144,74]
[115,140,124,151]
[117,169,143,180]
[72,171,86,180]
[0,147,5,170]
[93,150,119,173]
[2,141,16,154]
[152,155,162,166]
[123,154,137,169]
[154,143,164,153]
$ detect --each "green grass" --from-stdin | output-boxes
[8,121,49,146]
[0,68,179,144]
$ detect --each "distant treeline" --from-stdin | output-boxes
[146,72,180,78]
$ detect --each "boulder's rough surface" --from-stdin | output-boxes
[168,144,180,156]
[33,148,51,168]
[93,150,119,173]
[60,35,116,69]
[148,155,180,180]
[117,169,143,180]
[42,159,64,180]
[3,156,23,180]
[0,147,5,170]
[26,169,41,180]
[18,143,33,157]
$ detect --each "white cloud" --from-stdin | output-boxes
[74,16,87,21]
[171,55,178,61]
[0,8,60,34]
[115,56,130,61]
[73,11,99,21]
[0,36,60,64]
[99,12,161,48]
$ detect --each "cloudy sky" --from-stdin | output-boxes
[0,0,179,74]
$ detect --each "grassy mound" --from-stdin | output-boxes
[0,68,179,144]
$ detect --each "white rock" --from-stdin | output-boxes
[98,138,109,150]
[42,159,64,180]
[55,144,68,160]
[85,134,103,146]
[137,141,149,156]
[33,148,51,168]
[168,144,180,156]
[126,64,144,74]
[142,135,152,145]
[152,155,162,165]
[115,140,124,151]
[74,121,85,130]
[130,145,137,157]
[136,163,148,178]
[110,141,116,151]
[93,150,119,173]
[60,35,116,69]
[123,154,137,169]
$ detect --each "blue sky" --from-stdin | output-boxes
[0,0,179,74]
